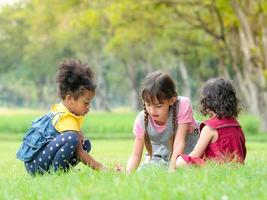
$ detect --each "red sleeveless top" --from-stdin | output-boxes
[181,117,246,165]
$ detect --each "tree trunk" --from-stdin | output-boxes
[36,76,49,108]
[261,26,267,131]
[232,64,250,108]
[93,56,111,112]
[262,27,267,69]
[127,63,140,111]
[179,59,191,99]
[232,0,267,131]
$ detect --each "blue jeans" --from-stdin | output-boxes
[25,131,91,175]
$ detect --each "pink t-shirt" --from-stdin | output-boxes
[134,96,198,139]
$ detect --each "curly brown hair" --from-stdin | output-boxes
[56,59,96,100]
[200,77,240,118]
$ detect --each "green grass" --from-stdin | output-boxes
[0,110,266,199]
[0,111,264,139]
[0,139,267,200]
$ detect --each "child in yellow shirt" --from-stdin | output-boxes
[17,59,106,175]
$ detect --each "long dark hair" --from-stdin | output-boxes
[200,77,240,118]
[141,71,178,159]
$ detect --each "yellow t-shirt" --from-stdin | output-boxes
[51,103,84,133]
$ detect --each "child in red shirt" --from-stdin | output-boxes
[175,77,246,168]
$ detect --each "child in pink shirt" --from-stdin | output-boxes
[134,96,197,139]
[175,77,246,168]
[126,71,199,172]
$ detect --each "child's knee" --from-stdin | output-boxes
[61,131,79,146]
[83,139,91,153]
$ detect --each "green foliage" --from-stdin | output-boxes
[0,0,267,132]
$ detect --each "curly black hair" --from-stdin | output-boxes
[56,59,96,100]
[200,77,240,118]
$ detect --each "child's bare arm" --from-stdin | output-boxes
[188,125,216,157]
[173,125,216,169]
[126,137,144,172]
[74,133,105,170]
[75,140,105,170]
[169,123,189,170]
[77,131,85,144]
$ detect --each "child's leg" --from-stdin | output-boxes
[25,132,80,175]
[51,132,82,171]
[75,140,104,170]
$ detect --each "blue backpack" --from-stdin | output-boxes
[16,112,60,162]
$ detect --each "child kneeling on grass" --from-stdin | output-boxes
[126,71,199,172]
[175,77,247,169]
[17,59,111,175]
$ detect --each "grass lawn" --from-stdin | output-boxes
[0,139,266,200]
